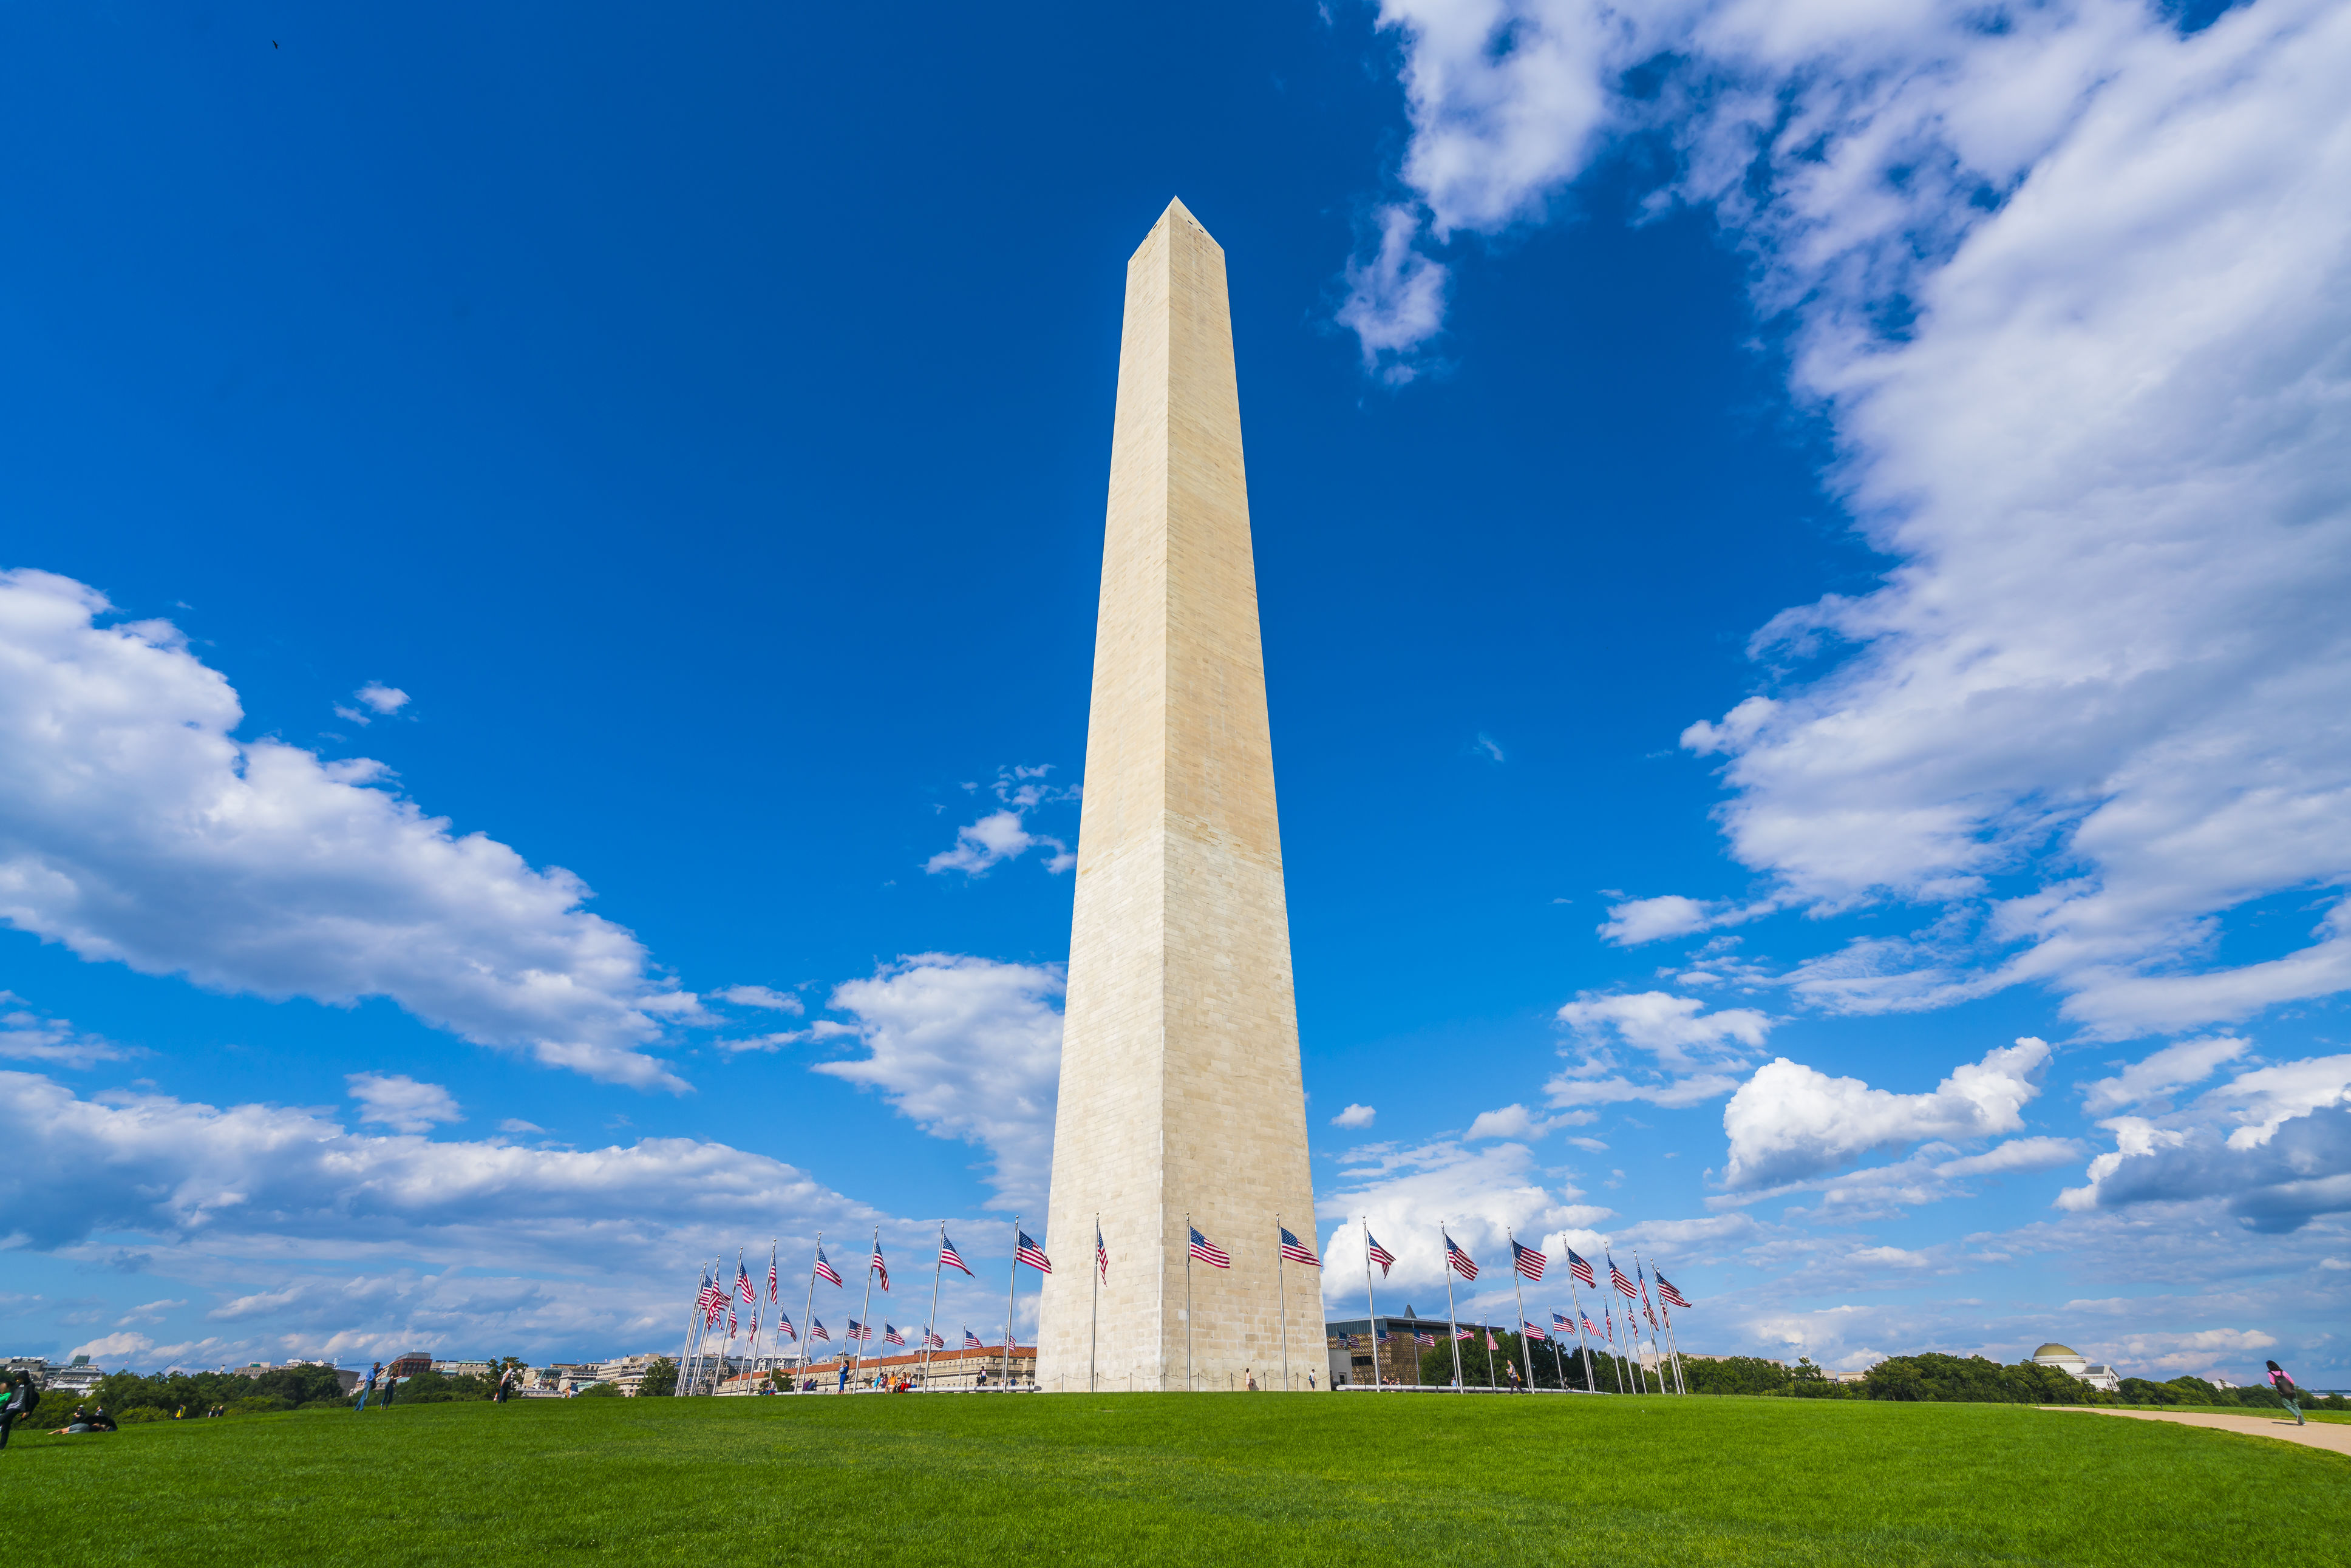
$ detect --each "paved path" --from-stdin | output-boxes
[2045,1405,2351,1458]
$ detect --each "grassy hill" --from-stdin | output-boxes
[9,1391,2345,1566]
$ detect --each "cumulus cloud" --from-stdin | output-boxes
[813,954,1064,1207]
[926,766,1077,877]
[2061,1054,2351,1230]
[0,570,698,1089]
[1330,1103,1376,1129]
[1346,0,2351,1045]
[1720,1038,2049,1189]
[1597,895,1775,947]
[1316,1138,1612,1309]
[333,683,410,726]
[346,1073,463,1135]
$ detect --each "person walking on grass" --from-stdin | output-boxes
[379,1372,399,1411]
[356,1362,381,1412]
[0,1370,39,1450]
[2267,1360,2306,1425]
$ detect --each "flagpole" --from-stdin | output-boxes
[1546,1301,1565,1390]
[675,1266,703,1397]
[683,1259,704,1394]
[687,1253,715,1394]
[1090,1213,1100,1396]
[919,1221,944,1389]
[746,1244,763,1382]
[1659,1295,1687,1395]
[800,1232,822,1392]
[1562,1268,1595,1392]
[854,1226,877,1390]
[1440,1224,1462,1391]
[1360,1218,1380,1391]
[1507,1229,1534,1394]
[1183,1211,1194,1393]
[1003,1215,1019,1393]
[1278,1216,1294,1391]
[1638,1254,1682,1394]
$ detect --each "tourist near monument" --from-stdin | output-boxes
[1033,199,1322,1395]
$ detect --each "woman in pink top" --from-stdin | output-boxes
[2266,1360,2305,1425]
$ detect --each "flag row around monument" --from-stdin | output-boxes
[672,1216,1696,1394]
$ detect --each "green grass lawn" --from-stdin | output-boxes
[10,1393,2346,1567]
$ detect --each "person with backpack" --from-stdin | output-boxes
[2267,1360,2306,1425]
[0,1371,39,1449]
[356,1362,381,1412]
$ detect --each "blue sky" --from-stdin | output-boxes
[5,0,2347,1383]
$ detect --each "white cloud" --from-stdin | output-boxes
[1557,991,1771,1071]
[813,954,1064,1207]
[1334,205,1449,381]
[498,1119,544,1135]
[925,767,1077,877]
[1345,0,2351,1041]
[1933,1137,2084,1179]
[2060,1053,2351,1232]
[0,1068,869,1263]
[1330,1103,1376,1129]
[0,570,698,1089]
[1596,895,1777,946]
[347,1073,463,1134]
[2083,1036,2252,1116]
[69,1331,158,1362]
[715,985,804,1014]
[355,684,409,716]
[0,994,132,1069]
[1721,1037,2049,1189]
[1316,1138,1611,1310]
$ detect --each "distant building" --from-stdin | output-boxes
[596,1354,669,1396]
[755,1346,1036,1393]
[47,1359,105,1396]
[2032,1343,2121,1393]
[386,1351,434,1380]
[430,1360,494,1378]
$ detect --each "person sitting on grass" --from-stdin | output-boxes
[2267,1360,2306,1426]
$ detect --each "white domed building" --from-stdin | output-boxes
[2033,1343,2120,1392]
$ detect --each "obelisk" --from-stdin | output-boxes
[1035,199,1318,1393]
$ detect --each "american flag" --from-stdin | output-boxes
[737,1263,756,1305]
[696,1273,722,1311]
[1566,1247,1596,1288]
[1656,1272,1692,1310]
[883,1324,906,1347]
[767,1249,779,1303]
[727,1308,738,1337]
[1582,1313,1602,1340]
[924,1328,945,1349]
[1522,1319,1548,1341]
[1016,1231,1053,1274]
[1552,1311,1574,1336]
[1445,1234,1479,1281]
[1511,1239,1546,1281]
[940,1234,974,1277]
[1485,1329,1501,1351]
[1602,1305,1618,1343]
[1608,1254,1638,1299]
[962,1327,984,1350]
[1187,1227,1230,1269]
[808,1319,831,1343]
[776,1312,797,1341]
[748,1309,759,1339]
[1414,1332,1436,1347]
[1452,1326,1474,1342]
[846,1318,871,1342]
[1095,1226,1109,1283]
[871,1243,890,1292]
[1366,1229,1395,1276]
[1279,1227,1321,1267]
[813,1246,842,1287]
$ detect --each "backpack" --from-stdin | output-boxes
[12,1385,40,1417]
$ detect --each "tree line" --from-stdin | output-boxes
[1406,1337,2349,1408]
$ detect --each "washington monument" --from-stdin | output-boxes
[1035,200,1319,1391]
